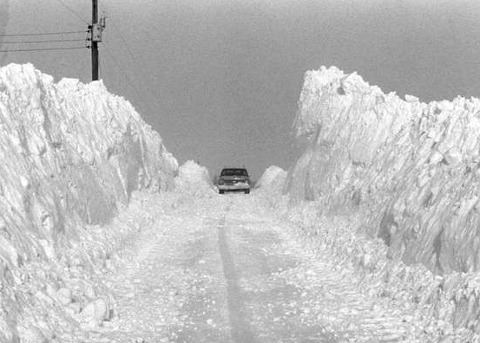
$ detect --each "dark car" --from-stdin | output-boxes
[217,168,250,194]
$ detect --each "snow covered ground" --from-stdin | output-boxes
[62,191,452,343]
[30,185,468,343]
[1,62,480,342]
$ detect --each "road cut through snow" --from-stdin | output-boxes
[87,192,429,343]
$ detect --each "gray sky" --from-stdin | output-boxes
[2,0,480,178]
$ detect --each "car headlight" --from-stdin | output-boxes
[218,180,224,185]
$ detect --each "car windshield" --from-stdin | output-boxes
[221,169,248,177]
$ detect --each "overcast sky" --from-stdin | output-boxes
[2,0,480,178]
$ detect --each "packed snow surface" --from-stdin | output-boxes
[0,64,177,341]
[73,193,461,342]
[284,65,480,337]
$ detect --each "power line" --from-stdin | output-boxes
[2,39,85,44]
[100,42,143,96]
[0,46,85,53]
[108,18,136,64]
[101,41,155,115]
[102,1,152,74]
[0,31,86,37]
[54,0,89,24]
[102,2,163,115]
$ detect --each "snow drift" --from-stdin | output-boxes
[174,160,216,197]
[255,165,286,193]
[0,64,177,341]
[285,66,480,337]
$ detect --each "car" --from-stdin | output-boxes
[217,168,250,194]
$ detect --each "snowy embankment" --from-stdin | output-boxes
[273,66,480,339]
[0,64,177,342]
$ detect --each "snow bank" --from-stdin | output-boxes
[174,160,216,197]
[285,66,480,337]
[255,165,287,192]
[0,64,177,341]
[288,65,480,274]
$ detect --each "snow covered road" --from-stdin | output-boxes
[88,193,426,343]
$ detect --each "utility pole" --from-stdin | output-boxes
[91,0,98,81]
[88,0,105,81]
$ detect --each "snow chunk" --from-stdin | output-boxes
[404,94,419,102]
[80,298,111,328]
[56,288,72,305]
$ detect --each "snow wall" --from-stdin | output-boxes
[288,66,480,274]
[0,64,177,341]
[285,66,480,336]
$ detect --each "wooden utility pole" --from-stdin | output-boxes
[91,0,98,80]
[89,0,105,81]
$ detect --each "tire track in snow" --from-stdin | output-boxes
[217,211,257,343]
